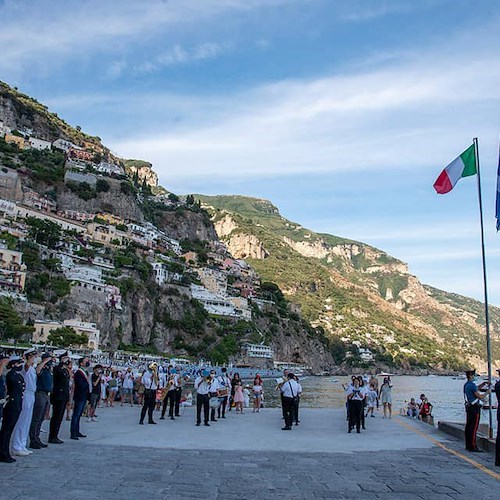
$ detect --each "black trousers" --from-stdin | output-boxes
[161,390,176,418]
[496,412,500,465]
[217,396,228,418]
[30,391,50,444]
[174,388,181,416]
[49,399,68,440]
[282,396,295,429]
[281,393,286,418]
[196,394,209,424]
[0,402,21,460]
[465,404,481,450]
[140,390,156,423]
[348,400,362,432]
[293,396,300,424]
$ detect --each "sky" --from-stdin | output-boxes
[1,0,500,304]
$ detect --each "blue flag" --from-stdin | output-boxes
[497,144,500,231]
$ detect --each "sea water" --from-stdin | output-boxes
[258,375,498,430]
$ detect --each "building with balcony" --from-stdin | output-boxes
[0,242,27,296]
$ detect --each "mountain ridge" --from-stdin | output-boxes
[197,194,500,372]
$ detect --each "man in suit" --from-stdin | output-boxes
[0,356,25,463]
[71,357,90,440]
[49,351,71,444]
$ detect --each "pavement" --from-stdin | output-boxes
[1,405,499,499]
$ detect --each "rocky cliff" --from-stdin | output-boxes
[197,194,500,372]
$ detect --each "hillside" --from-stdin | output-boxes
[0,81,333,371]
[196,195,500,372]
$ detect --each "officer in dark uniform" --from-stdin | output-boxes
[49,351,71,444]
[0,356,25,463]
[463,368,490,452]
[494,368,500,467]
[0,353,9,422]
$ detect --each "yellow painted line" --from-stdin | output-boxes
[396,418,500,481]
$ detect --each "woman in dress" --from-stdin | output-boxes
[233,379,244,413]
[379,377,393,418]
[252,374,263,413]
[229,372,241,411]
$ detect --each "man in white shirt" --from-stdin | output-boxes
[121,367,134,407]
[139,363,159,425]
[208,370,220,422]
[346,378,365,434]
[194,370,210,426]
[280,373,300,430]
[217,368,231,419]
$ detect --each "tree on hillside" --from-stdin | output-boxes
[0,298,34,340]
[26,217,61,248]
[48,326,87,347]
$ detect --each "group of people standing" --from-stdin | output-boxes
[343,375,392,433]
[0,349,93,463]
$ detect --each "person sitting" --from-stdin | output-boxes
[407,398,419,418]
[418,395,433,423]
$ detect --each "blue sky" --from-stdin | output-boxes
[2,0,500,303]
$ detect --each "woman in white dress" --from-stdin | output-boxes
[379,377,393,419]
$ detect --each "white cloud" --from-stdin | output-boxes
[108,38,500,183]
[132,42,233,74]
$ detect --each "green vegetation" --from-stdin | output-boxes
[26,272,71,302]
[47,326,87,347]
[26,217,61,248]
[0,298,34,340]
[66,181,96,200]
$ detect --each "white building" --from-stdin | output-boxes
[359,348,375,362]
[52,138,79,152]
[64,264,103,285]
[190,284,235,317]
[96,162,124,176]
[28,137,51,151]
[242,343,274,359]
[152,262,183,286]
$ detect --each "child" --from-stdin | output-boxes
[366,384,378,418]
[233,380,244,413]
[243,385,250,408]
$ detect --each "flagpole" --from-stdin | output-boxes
[473,137,493,439]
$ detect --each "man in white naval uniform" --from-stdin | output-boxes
[11,349,38,456]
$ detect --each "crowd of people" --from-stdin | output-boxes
[2,349,500,468]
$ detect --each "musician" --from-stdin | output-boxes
[161,369,179,420]
[208,370,220,422]
[139,363,160,425]
[194,370,211,426]
[217,368,231,419]
[280,372,299,430]
[276,369,289,420]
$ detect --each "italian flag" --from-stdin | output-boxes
[433,144,477,194]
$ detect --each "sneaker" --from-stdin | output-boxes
[12,449,30,456]
[29,442,42,450]
[91,418,97,422]
[87,418,92,423]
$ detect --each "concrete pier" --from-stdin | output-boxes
[1,406,498,499]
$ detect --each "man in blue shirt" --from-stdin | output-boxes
[463,369,490,452]
[29,353,54,449]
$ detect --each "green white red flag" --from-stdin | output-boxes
[433,144,477,194]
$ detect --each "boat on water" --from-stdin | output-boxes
[378,372,396,377]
